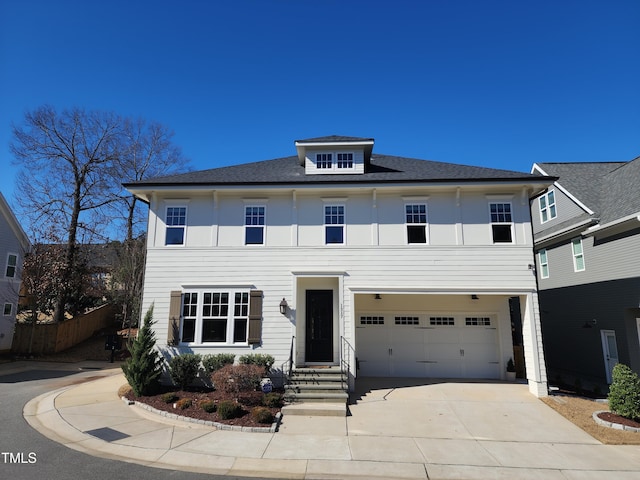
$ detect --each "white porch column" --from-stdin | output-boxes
[521,291,548,397]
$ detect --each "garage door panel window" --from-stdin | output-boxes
[360,315,384,325]
[465,317,491,326]
[430,316,455,326]
[395,316,419,325]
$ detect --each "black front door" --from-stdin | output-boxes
[305,290,333,363]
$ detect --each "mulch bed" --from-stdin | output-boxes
[597,411,640,430]
[126,386,282,428]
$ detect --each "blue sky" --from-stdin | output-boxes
[1,0,639,208]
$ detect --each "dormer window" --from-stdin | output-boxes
[314,152,355,172]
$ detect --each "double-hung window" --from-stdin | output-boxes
[405,204,428,244]
[489,202,513,243]
[572,238,585,272]
[539,190,557,223]
[180,289,249,344]
[336,153,353,169]
[165,206,187,245]
[245,205,265,245]
[5,253,17,278]
[324,205,345,244]
[3,303,12,316]
[538,249,549,279]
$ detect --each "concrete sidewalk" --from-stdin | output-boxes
[21,368,640,479]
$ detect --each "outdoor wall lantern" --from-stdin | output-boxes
[471,294,479,300]
[374,294,382,300]
[582,319,597,329]
[279,298,288,315]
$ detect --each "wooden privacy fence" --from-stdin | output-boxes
[11,304,116,355]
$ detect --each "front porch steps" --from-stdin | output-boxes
[282,367,348,417]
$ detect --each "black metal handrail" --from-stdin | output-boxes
[340,335,355,392]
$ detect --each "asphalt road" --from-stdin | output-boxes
[0,362,280,480]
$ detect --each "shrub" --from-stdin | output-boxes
[202,353,235,373]
[168,353,202,390]
[121,305,163,396]
[175,398,192,410]
[251,406,274,424]
[199,399,216,413]
[217,400,242,420]
[262,392,284,408]
[162,392,179,404]
[608,363,640,421]
[211,364,264,396]
[238,353,275,373]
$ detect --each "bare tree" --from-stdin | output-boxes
[115,118,189,241]
[11,106,122,321]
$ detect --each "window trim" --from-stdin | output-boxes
[489,202,514,244]
[324,204,346,245]
[165,205,187,246]
[539,190,557,223]
[571,238,585,272]
[404,202,429,245]
[179,288,251,346]
[538,249,549,279]
[244,204,266,246]
[5,253,18,278]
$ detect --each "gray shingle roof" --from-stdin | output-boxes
[536,159,639,223]
[295,135,374,143]
[126,154,551,188]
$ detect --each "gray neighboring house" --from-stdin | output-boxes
[0,192,30,353]
[531,157,640,392]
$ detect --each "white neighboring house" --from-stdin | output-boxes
[125,136,554,397]
[0,192,30,353]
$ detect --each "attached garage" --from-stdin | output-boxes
[356,312,501,379]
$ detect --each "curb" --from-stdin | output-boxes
[593,410,640,433]
[122,396,282,433]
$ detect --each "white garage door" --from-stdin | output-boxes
[356,313,500,379]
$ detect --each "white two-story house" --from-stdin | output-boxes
[125,136,553,397]
[531,157,640,392]
[0,192,30,353]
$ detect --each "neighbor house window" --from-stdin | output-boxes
[324,205,345,244]
[316,153,332,169]
[3,303,12,316]
[538,249,549,279]
[489,202,513,243]
[245,205,265,245]
[572,238,585,272]
[405,204,428,244]
[539,190,557,223]
[165,206,187,245]
[5,253,17,278]
[180,289,249,344]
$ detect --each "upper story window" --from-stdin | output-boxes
[245,205,265,245]
[314,152,356,172]
[316,153,332,169]
[180,289,249,345]
[3,303,12,316]
[405,204,428,244]
[337,153,353,169]
[539,190,557,223]
[5,253,17,278]
[538,249,549,279]
[571,238,585,272]
[165,206,187,245]
[489,202,513,243]
[324,205,345,244]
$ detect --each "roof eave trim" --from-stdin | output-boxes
[534,218,597,245]
[584,212,640,236]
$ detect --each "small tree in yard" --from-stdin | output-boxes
[608,363,640,422]
[121,305,163,396]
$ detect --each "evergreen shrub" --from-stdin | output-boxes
[608,363,640,421]
[168,353,202,389]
